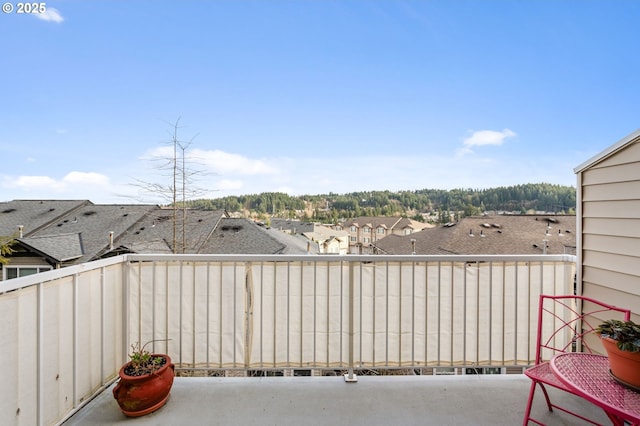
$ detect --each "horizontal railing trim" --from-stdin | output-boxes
[0,254,127,293]
[124,253,576,263]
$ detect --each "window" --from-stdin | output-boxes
[350,226,357,232]
[363,237,370,243]
[363,227,371,234]
[5,265,52,280]
[404,229,413,235]
[350,236,357,242]
[377,227,385,235]
[335,226,342,231]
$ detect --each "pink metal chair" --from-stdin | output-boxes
[523,294,631,425]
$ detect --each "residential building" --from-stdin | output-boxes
[574,128,640,315]
[371,214,576,255]
[0,201,312,280]
[270,218,348,254]
[336,216,433,253]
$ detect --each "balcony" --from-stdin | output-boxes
[2,254,606,425]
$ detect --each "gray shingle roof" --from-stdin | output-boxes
[27,204,158,263]
[18,233,84,263]
[372,215,576,255]
[2,199,310,262]
[113,209,226,254]
[0,200,91,237]
[200,218,288,254]
[270,219,317,234]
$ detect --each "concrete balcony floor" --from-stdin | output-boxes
[64,374,609,426]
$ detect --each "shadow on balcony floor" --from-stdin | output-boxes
[64,374,608,426]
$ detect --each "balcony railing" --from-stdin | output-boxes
[0,253,576,425]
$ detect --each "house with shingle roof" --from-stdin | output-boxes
[108,208,228,255]
[1,200,313,280]
[1,200,160,279]
[371,215,576,255]
[302,226,349,255]
[269,218,348,254]
[199,217,317,254]
[335,216,434,254]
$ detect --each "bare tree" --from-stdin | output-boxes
[131,118,212,253]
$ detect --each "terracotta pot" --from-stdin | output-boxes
[113,354,175,417]
[601,337,640,388]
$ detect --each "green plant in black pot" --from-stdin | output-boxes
[125,341,167,376]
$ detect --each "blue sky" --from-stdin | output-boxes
[2,1,639,204]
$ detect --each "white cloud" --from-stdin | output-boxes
[3,172,110,194]
[63,171,110,186]
[463,128,517,148]
[9,175,64,191]
[457,128,517,157]
[143,147,279,175]
[34,7,64,23]
[192,149,279,175]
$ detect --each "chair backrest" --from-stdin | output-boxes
[534,295,631,364]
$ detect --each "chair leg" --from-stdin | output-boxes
[523,381,537,426]
[538,382,553,412]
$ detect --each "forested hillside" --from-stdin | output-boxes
[186,183,575,223]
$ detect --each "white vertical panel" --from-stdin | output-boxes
[1,287,38,425]
[41,277,72,425]
[102,263,125,381]
[75,269,103,403]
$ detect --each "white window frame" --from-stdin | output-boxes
[3,265,52,280]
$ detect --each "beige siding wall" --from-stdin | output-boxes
[5,256,50,267]
[578,136,640,321]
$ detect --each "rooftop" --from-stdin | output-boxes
[373,215,576,255]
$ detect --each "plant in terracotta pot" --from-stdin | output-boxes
[113,340,175,417]
[596,319,640,389]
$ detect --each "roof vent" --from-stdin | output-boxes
[2,208,16,213]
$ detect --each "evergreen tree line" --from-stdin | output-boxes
[185,183,576,223]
